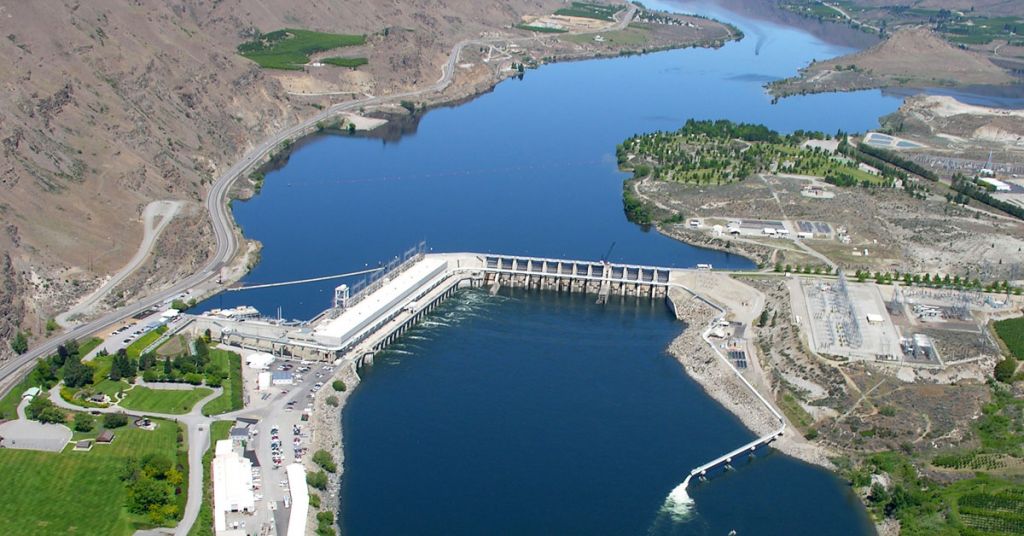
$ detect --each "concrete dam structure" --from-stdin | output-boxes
[193,250,676,364]
[189,249,783,490]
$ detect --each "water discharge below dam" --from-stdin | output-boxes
[192,0,939,533]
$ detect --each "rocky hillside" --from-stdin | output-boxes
[0,0,559,359]
[769,26,1016,97]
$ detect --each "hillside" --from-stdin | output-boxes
[0,0,564,358]
[769,26,1017,97]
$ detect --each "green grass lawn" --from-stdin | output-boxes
[119,386,213,415]
[0,418,182,535]
[321,56,368,68]
[189,421,233,536]
[202,349,243,416]
[239,29,365,70]
[995,317,1024,360]
[127,326,168,359]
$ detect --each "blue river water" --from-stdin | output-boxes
[196,0,917,533]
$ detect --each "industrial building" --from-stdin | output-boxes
[212,439,255,535]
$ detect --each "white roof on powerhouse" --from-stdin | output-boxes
[313,257,448,346]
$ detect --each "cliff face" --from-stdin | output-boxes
[0,0,558,359]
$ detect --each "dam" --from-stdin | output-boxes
[189,245,782,492]
[193,245,679,364]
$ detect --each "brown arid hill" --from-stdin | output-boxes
[769,26,1017,97]
[0,0,564,358]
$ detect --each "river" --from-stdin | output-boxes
[198,0,918,533]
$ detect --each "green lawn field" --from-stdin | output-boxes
[202,349,243,416]
[126,326,168,359]
[119,386,213,415]
[0,419,182,535]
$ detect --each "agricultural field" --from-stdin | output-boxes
[320,56,368,68]
[618,119,885,186]
[844,451,1024,534]
[0,418,184,535]
[562,25,650,46]
[238,29,366,70]
[201,349,244,416]
[554,2,622,21]
[994,317,1024,360]
[119,386,213,415]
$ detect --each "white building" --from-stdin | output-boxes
[286,464,308,536]
[271,371,294,385]
[212,440,255,535]
[245,352,275,370]
[979,177,1012,192]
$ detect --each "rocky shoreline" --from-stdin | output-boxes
[304,361,362,532]
[666,287,835,469]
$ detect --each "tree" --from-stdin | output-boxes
[104,412,130,429]
[164,356,173,375]
[758,309,770,328]
[332,380,346,392]
[46,318,59,333]
[994,357,1017,384]
[10,330,28,354]
[127,477,171,514]
[26,396,65,424]
[110,349,137,382]
[63,358,94,388]
[73,412,95,432]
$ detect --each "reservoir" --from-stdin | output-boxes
[203,0,910,533]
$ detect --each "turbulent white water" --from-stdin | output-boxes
[660,481,696,522]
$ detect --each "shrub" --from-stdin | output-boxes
[326,395,339,407]
[313,450,337,473]
[306,470,328,490]
[309,493,321,508]
[73,412,95,432]
[184,372,204,385]
[332,380,346,392]
[104,412,130,428]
